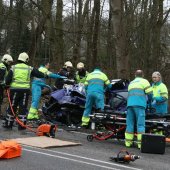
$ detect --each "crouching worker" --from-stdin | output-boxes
[3,52,46,130]
[27,62,66,125]
[81,66,112,128]
[125,70,152,149]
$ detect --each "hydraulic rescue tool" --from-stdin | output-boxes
[110,150,140,163]
[6,89,57,138]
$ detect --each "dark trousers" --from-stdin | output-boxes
[0,85,4,104]
[3,89,30,129]
[0,86,4,115]
[7,89,30,116]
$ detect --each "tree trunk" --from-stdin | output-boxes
[110,0,129,79]
[91,0,100,66]
[53,0,64,68]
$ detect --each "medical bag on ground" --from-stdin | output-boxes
[0,140,22,159]
[141,134,165,154]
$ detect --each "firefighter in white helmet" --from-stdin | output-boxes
[75,62,89,84]
[64,61,73,68]
[3,52,47,130]
[0,54,13,118]
[55,61,75,89]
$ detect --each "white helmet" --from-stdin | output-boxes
[64,61,73,68]
[1,54,13,64]
[77,62,84,69]
[18,52,29,63]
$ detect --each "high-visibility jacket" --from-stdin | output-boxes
[33,66,50,84]
[127,77,152,108]
[0,63,7,85]
[84,69,111,94]
[10,63,33,89]
[152,82,168,114]
[33,66,62,86]
[76,71,88,84]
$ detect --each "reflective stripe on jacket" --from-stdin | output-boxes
[10,63,33,89]
[127,77,152,108]
[84,69,110,94]
[33,66,50,83]
[152,82,168,114]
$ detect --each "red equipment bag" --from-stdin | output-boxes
[0,140,22,159]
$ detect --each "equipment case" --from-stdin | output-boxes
[141,134,165,154]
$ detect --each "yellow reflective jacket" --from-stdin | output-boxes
[10,63,33,89]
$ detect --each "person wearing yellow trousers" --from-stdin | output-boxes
[125,70,152,149]
[27,62,66,124]
[81,66,112,127]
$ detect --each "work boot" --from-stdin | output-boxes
[27,119,41,128]
[18,115,27,130]
[0,106,4,120]
[2,114,14,129]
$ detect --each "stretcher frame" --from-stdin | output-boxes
[87,111,170,143]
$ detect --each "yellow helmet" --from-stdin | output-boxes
[77,62,84,69]
[18,52,29,63]
[64,61,73,68]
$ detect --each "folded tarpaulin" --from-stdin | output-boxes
[0,140,22,159]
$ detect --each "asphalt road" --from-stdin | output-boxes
[0,122,170,170]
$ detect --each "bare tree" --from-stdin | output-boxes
[110,0,129,79]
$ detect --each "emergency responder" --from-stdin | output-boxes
[27,62,66,123]
[0,54,13,118]
[125,70,152,149]
[151,71,168,115]
[81,66,112,127]
[3,52,46,130]
[55,61,75,89]
[75,62,88,84]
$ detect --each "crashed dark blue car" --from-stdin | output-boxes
[41,79,129,125]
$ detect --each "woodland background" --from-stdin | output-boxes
[0,0,170,91]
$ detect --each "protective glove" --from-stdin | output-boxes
[154,96,166,103]
[48,73,65,79]
[59,76,67,79]
[151,100,156,106]
[44,74,49,79]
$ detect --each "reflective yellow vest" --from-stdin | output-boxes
[10,63,33,89]
[76,71,88,84]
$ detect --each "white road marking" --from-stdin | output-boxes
[23,146,143,170]
[23,148,120,170]
[68,130,91,135]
